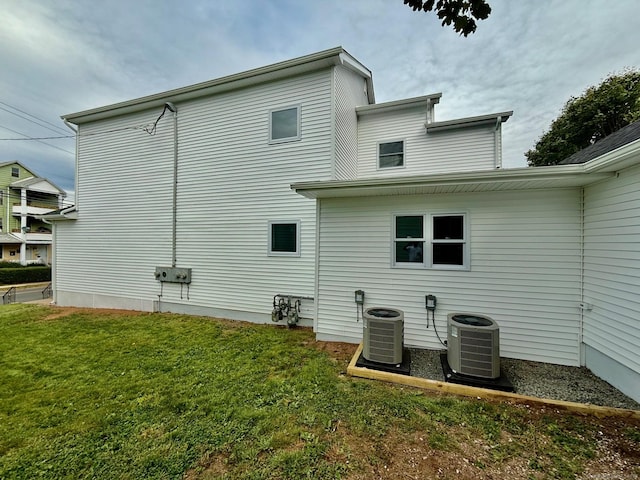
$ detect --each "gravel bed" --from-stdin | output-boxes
[408,348,640,411]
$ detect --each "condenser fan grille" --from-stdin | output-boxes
[459,329,495,378]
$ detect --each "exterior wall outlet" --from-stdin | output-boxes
[155,266,192,284]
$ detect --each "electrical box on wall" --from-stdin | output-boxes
[155,266,192,284]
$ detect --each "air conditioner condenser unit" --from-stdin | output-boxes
[362,307,404,364]
[447,313,500,379]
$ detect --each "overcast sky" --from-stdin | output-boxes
[1,0,638,201]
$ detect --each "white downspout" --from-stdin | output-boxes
[63,119,78,209]
[494,116,502,169]
[579,187,586,366]
[164,102,178,267]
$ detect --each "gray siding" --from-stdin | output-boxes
[316,188,583,366]
[55,69,335,318]
[583,162,640,376]
[357,110,497,178]
[334,66,368,180]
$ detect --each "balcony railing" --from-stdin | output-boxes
[12,205,55,216]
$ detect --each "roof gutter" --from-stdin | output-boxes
[291,164,614,199]
[426,111,513,133]
[581,136,640,173]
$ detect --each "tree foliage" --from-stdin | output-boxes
[526,70,640,166]
[403,0,492,36]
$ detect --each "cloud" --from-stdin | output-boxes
[0,0,638,191]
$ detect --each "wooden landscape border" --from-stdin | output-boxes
[347,343,640,420]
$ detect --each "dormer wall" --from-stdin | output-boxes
[356,102,505,179]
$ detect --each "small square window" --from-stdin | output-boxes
[379,141,404,169]
[268,221,300,256]
[11,167,19,177]
[270,106,300,143]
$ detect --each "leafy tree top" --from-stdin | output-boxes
[526,70,640,167]
[403,0,491,36]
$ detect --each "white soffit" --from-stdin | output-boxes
[291,166,615,199]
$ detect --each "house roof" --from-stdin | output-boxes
[0,161,36,176]
[559,121,640,165]
[10,176,66,196]
[0,233,22,244]
[292,131,640,199]
[63,47,375,125]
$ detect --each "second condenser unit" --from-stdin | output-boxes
[447,313,500,379]
[362,307,404,364]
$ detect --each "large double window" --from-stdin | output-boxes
[393,213,468,269]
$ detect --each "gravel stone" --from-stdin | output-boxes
[408,348,640,411]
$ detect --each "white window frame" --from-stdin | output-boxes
[269,105,301,144]
[11,167,19,178]
[429,213,469,270]
[268,220,301,257]
[392,212,469,270]
[377,139,405,170]
[392,213,426,269]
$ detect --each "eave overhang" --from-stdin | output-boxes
[425,111,513,133]
[291,165,614,199]
[63,47,373,124]
[356,93,442,116]
[38,206,77,222]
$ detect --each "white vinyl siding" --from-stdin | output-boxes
[357,109,497,178]
[315,188,583,366]
[334,66,369,180]
[583,162,640,376]
[54,69,334,318]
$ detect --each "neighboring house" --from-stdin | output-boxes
[0,161,66,264]
[50,47,640,402]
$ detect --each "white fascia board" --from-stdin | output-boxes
[291,164,613,199]
[426,111,513,132]
[356,93,442,116]
[63,47,364,125]
[581,137,640,173]
[338,51,375,104]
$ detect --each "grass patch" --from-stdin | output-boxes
[1,305,637,479]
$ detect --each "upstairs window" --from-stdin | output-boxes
[11,167,19,177]
[393,213,468,269]
[268,220,301,256]
[269,106,300,143]
[378,141,404,169]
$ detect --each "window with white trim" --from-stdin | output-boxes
[393,213,468,269]
[378,140,404,169]
[268,220,301,256]
[11,167,19,177]
[269,106,300,143]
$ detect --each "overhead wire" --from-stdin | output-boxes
[0,100,70,135]
[0,124,75,155]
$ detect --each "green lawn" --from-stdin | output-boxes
[1,304,638,479]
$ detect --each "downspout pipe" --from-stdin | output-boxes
[165,102,178,267]
[494,115,502,169]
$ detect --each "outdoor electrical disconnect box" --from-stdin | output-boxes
[155,266,192,284]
